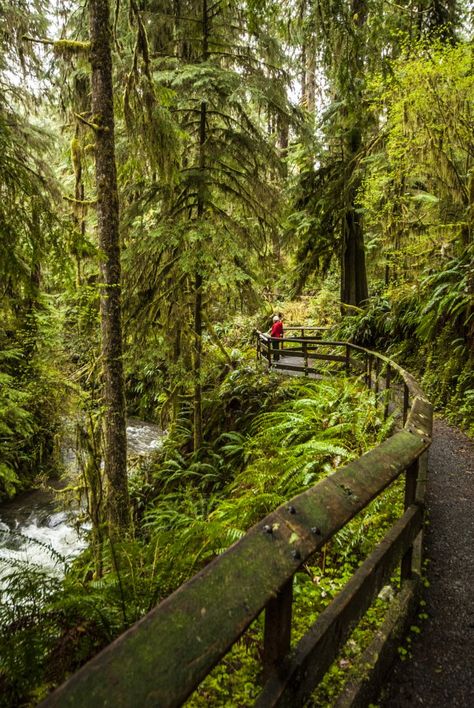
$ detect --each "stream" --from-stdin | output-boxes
[0,419,163,581]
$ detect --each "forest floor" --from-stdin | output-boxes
[380,418,474,707]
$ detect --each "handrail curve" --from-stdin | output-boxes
[41,334,432,708]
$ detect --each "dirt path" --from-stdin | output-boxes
[381,419,474,707]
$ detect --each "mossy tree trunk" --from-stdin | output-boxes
[340,0,369,313]
[89,0,130,532]
[341,126,368,311]
[193,94,206,451]
[192,0,209,452]
[341,208,368,311]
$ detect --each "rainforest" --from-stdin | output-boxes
[0,0,472,706]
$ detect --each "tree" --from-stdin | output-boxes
[122,0,291,448]
[89,0,130,531]
[0,0,64,498]
[360,41,473,346]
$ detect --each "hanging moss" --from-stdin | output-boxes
[70,137,81,179]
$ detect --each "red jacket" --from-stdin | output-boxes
[271,320,283,338]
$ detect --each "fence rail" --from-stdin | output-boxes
[41,334,432,708]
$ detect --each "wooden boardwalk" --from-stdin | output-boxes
[271,354,323,377]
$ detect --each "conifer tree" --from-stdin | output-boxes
[0,0,61,497]
[122,0,291,448]
[89,0,130,530]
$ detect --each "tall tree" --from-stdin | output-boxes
[122,0,291,447]
[89,0,130,530]
[339,0,369,309]
[0,0,64,498]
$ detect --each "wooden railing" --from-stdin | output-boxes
[41,336,432,708]
[284,325,330,338]
[256,333,419,426]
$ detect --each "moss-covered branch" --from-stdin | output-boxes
[22,36,90,55]
[75,113,108,133]
[62,195,97,206]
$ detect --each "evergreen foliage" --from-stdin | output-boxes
[0,0,67,499]
[120,0,295,446]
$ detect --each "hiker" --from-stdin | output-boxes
[269,314,283,361]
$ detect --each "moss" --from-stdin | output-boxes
[63,195,97,206]
[70,136,81,179]
[53,39,90,56]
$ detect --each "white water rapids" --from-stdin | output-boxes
[0,419,163,581]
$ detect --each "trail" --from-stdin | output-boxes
[381,419,474,707]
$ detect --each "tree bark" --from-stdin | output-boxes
[341,127,369,312]
[193,95,206,451]
[193,270,203,450]
[341,205,368,310]
[89,0,129,531]
[192,0,209,452]
[340,0,369,313]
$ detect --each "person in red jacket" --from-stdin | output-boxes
[269,314,283,361]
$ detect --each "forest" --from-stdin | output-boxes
[0,0,473,705]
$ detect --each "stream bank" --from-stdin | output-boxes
[0,419,163,580]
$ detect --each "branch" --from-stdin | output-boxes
[63,195,97,206]
[74,113,108,133]
[22,35,55,47]
[202,314,234,367]
[22,36,90,55]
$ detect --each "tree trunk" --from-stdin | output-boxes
[193,270,203,450]
[192,0,209,451]
[89,0,129,532]
[300,0,316,114]
[340,1,369,314]
[340,125,369,312]
[305,38,316,114]
[341,206,368,311]
[22,200,42,364]
[193,95,207,451]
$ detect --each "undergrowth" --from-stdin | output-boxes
[0,365,401,706]
[185,479,405,707]
[336,245,473,435]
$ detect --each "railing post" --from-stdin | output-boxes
[400,459,419,580]
[267,338,272,367]
[262,578,293,680]
[403,383,409,425]
[367,354,373,390]
[303,341,309,376]
[374,357,380,395]
[256,332,261,361]
[384,365,391,420]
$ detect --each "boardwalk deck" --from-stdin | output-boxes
[270,354,324,377]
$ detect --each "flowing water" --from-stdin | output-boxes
[0,419,163,581]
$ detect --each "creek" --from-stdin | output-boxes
[0,419,163,580]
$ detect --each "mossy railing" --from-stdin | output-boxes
[41,336,432,708]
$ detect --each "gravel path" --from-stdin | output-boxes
[381,419,474,707]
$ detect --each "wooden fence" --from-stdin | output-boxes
[41,334,432,708]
